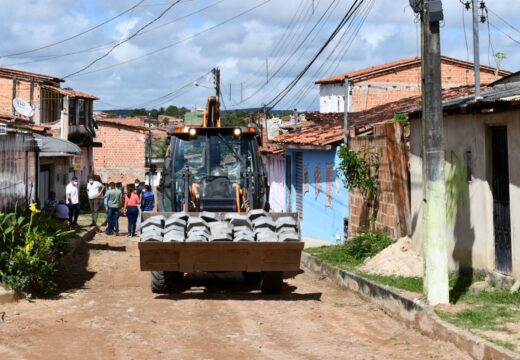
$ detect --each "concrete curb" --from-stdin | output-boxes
[301,252,520,360]
[66,221,107,257]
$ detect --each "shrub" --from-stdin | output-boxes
[345,229,393,260]
[0,205,76,295]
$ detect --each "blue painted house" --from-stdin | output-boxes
[273,116,348,243]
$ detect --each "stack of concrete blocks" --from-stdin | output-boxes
[140,211,301,243]
[275,216,300,242]
[164,212,188,242]
[225,213,254,242]
[140,215,165,242]
[186,216,210,242]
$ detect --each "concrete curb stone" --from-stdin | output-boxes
[301,252,520,360]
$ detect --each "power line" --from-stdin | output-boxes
[267,0,366,109]
[63,0,183,78]
[67,0,271,78]
[487,7,520,36]
[0,1,145,58]
[2,0,225,68]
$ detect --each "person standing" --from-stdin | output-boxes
[66,176,80,226]
[105,182,122,236]
[141,185,155,213]
[123,186,140,237]
[134,179,144,234]
[87,175,105,227]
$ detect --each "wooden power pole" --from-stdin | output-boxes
[416,0,450,305]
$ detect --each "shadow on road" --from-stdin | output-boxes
[154,271,322,301]
[88,243,127,252]
[54,240,96,296]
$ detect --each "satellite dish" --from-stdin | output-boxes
[12,98,34,117]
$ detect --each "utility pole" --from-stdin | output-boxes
[472,0,480,98]
[343,78,350,144]
[415,0,450,305]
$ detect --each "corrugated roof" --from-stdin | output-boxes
[0,67,64,83]
[44,85,98,100]
[272,85,480,147]
[315,55,510,84]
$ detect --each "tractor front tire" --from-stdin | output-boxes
[261,271,283,294]
[151,271,183,293]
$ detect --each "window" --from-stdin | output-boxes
[78,99,85,125]
[68,99,76,125]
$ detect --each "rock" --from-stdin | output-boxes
[511,280,520,293]
[248,209,268,221]
[469,281,490,293]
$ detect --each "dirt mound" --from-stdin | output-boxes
[359,236,423,277]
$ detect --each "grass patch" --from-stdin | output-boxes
[305,245,363,269]
[361,272,423,293]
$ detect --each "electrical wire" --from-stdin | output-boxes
[2,0,225,68]
[266,0,365,109]
[487,7,520,35]
[0,1,145,59]
[66,0,271,78]
[63,0,183,78]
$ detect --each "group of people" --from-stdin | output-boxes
[45,176,155,237]
[104,179,155,237]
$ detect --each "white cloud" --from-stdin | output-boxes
[0,0,519,111]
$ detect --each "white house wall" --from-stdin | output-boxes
[410,109,520,279]
[319,83,345,113]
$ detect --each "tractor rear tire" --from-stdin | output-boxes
[151,271,183,293]
[261,271,283,294]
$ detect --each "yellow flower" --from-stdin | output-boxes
[29,203,41,213]
[25,242,33,252]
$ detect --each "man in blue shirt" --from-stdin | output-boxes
[142,185,155,212]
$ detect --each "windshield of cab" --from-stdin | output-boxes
[173,134,255,185]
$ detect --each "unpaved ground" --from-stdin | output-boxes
[0,220,470,360]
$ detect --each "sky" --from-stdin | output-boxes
[1,0,520,112]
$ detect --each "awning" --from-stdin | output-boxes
[34,133,82,157]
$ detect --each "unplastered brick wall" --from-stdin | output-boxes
[349,62,500,112]
[349,122,410,239]
[93,123,146,185]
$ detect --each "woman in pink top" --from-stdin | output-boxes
[123,186,140,237]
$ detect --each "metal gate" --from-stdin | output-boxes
[295,152,303,220]
[491,126,512,274]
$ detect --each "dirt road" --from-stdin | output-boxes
[0,221,470,360]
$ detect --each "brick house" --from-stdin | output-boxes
[0,67,98,203]
[315,56,510,113]
[409,75,520,280]
[93,117,167,186]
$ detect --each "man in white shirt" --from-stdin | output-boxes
[87,175,105,227]
[66,176,80,226]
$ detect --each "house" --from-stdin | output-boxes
[315,56,510,113]
[0,117,42,211]
[93,117,167,186]
[0,67,99,202]
[271,113,349,243]
[409,74,520,280]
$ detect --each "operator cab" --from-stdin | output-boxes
[159,126,266,212]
